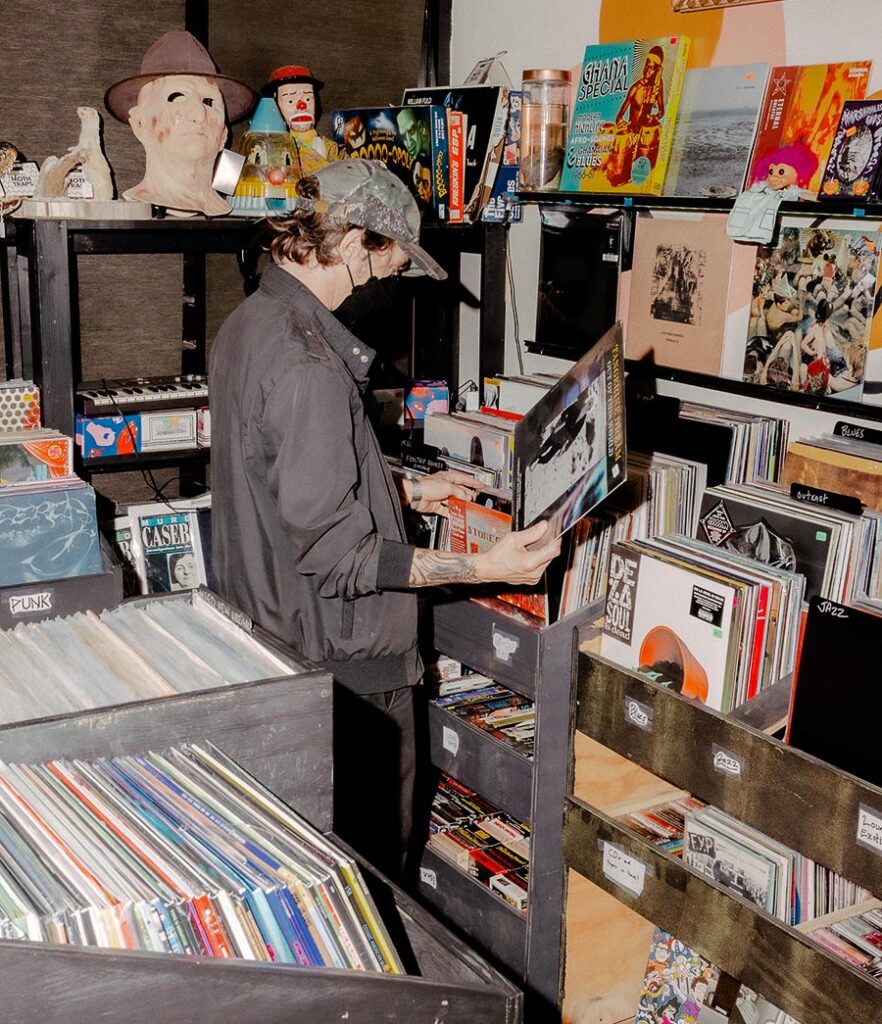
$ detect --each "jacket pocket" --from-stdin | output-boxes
[341,599,355,641]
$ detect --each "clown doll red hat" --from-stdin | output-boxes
[264,65,324,132]
[263,63,340,177]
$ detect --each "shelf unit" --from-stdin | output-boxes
[421,592,603,1023]
[562,651,882,1024]
[515,190,882,432]
[0,595,522,1024]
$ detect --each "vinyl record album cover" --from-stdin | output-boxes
[600,540,741,710]
[513,322,626,538]
[561,36,691,195]
[626,213,736,375]
[663,63,769,199]
[819,99,882,201]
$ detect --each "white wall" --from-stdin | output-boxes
[449,0,882,391]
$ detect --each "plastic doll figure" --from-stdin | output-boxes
[727,143,819,244]
[265,65,340,179]
[105,31,256,216]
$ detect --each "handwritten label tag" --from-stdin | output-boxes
[815,598,850,620]
[420,867,438,890]
[491,628,519,664]
[602,842,646,897]
[834,421,882,448]
[856,805,882,856]
[789,483,863,516]
[442,726,460,756]
[712,744,743,779]
[624,696,653,732]
[6,590,54,617]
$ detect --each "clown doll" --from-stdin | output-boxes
[265,65,340,180]
[727,143,818,244]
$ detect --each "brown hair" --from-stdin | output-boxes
[268,174,393,267]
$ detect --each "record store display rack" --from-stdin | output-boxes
[422,592,603,1022]
[0,588,520,1023]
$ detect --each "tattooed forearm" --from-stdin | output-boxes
[410,549,481,587]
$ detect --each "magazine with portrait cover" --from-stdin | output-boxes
[513,322,626,539]
[127,502,206,595]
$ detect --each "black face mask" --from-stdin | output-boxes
[334,273,401,335]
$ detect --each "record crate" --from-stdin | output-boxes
[561,650,882,1024]
[0,535,123,629]
[0,588,522,1023]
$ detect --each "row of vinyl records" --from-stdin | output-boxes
[561,47,881,204]
[0,739,402,972]
[618,791,880,1024]
[0,591,300,726]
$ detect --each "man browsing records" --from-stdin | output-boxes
[210,159,559,878]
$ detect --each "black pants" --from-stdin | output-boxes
[333,682,416,881]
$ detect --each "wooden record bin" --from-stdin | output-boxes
[0,592,521,1024]
[561,650,882,1024]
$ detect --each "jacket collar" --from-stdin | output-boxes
[259,262,376,385]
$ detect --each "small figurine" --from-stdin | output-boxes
[33,107,114,202]
[105,30,256,216]
[229,97,302,215]
[727,143,819,244]
[264,65,340,180]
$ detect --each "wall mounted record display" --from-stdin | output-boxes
[529,208,621,361]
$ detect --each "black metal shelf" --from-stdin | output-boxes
[517,190,882,219]
[625,360,882,424]
[78,448,211,474]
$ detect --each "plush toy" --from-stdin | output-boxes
[727,142,819,244]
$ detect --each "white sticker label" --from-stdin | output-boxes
[8,591,53,616]
[442,726,460,756]
[420,867,437,890]
[857,806,882,855]
[625,696,653,732]
[712,745,743,779]
[602,842,646,897]
[491,629,519,663]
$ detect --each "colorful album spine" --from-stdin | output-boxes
[430,105,450,221]
[561,36,691,196]
[447,110,465,223]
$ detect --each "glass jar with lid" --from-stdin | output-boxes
[519,69,571,191]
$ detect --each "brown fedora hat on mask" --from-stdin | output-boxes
[105,30,257,124]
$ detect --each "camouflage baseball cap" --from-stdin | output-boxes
[294,159,447,280]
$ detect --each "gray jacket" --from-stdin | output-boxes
[210,263,420,694]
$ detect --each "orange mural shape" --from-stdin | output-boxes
[599,0,722,68]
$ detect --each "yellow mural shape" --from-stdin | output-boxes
[599,0,723,67]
